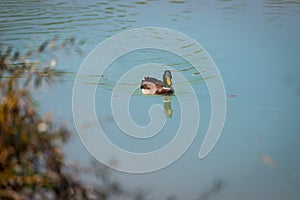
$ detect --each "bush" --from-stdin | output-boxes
[0,38,123,200]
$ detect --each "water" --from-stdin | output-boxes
[1,0,300,199]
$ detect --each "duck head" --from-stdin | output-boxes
[163,70,172,88]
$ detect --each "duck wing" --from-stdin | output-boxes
[142,77,164,86]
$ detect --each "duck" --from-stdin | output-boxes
[140,70,174,95]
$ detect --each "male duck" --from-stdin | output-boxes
[140,70,174,95]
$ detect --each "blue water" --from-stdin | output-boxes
[1,0,300,199]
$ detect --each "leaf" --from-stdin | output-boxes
[12,51,20,61]
[34,75,42,88]
[38,40,49,53]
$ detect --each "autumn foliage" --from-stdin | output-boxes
[0,39,122,200]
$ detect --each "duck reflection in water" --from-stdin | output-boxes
[140,70,174,118]
[163,96,173,118]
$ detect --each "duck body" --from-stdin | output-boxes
[140,70,174,95]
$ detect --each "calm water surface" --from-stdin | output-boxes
[1,0,300,199]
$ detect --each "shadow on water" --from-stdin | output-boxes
[197,177,225,200]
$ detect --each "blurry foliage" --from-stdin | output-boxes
[0,37,127,200]
[197,178,224,200]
